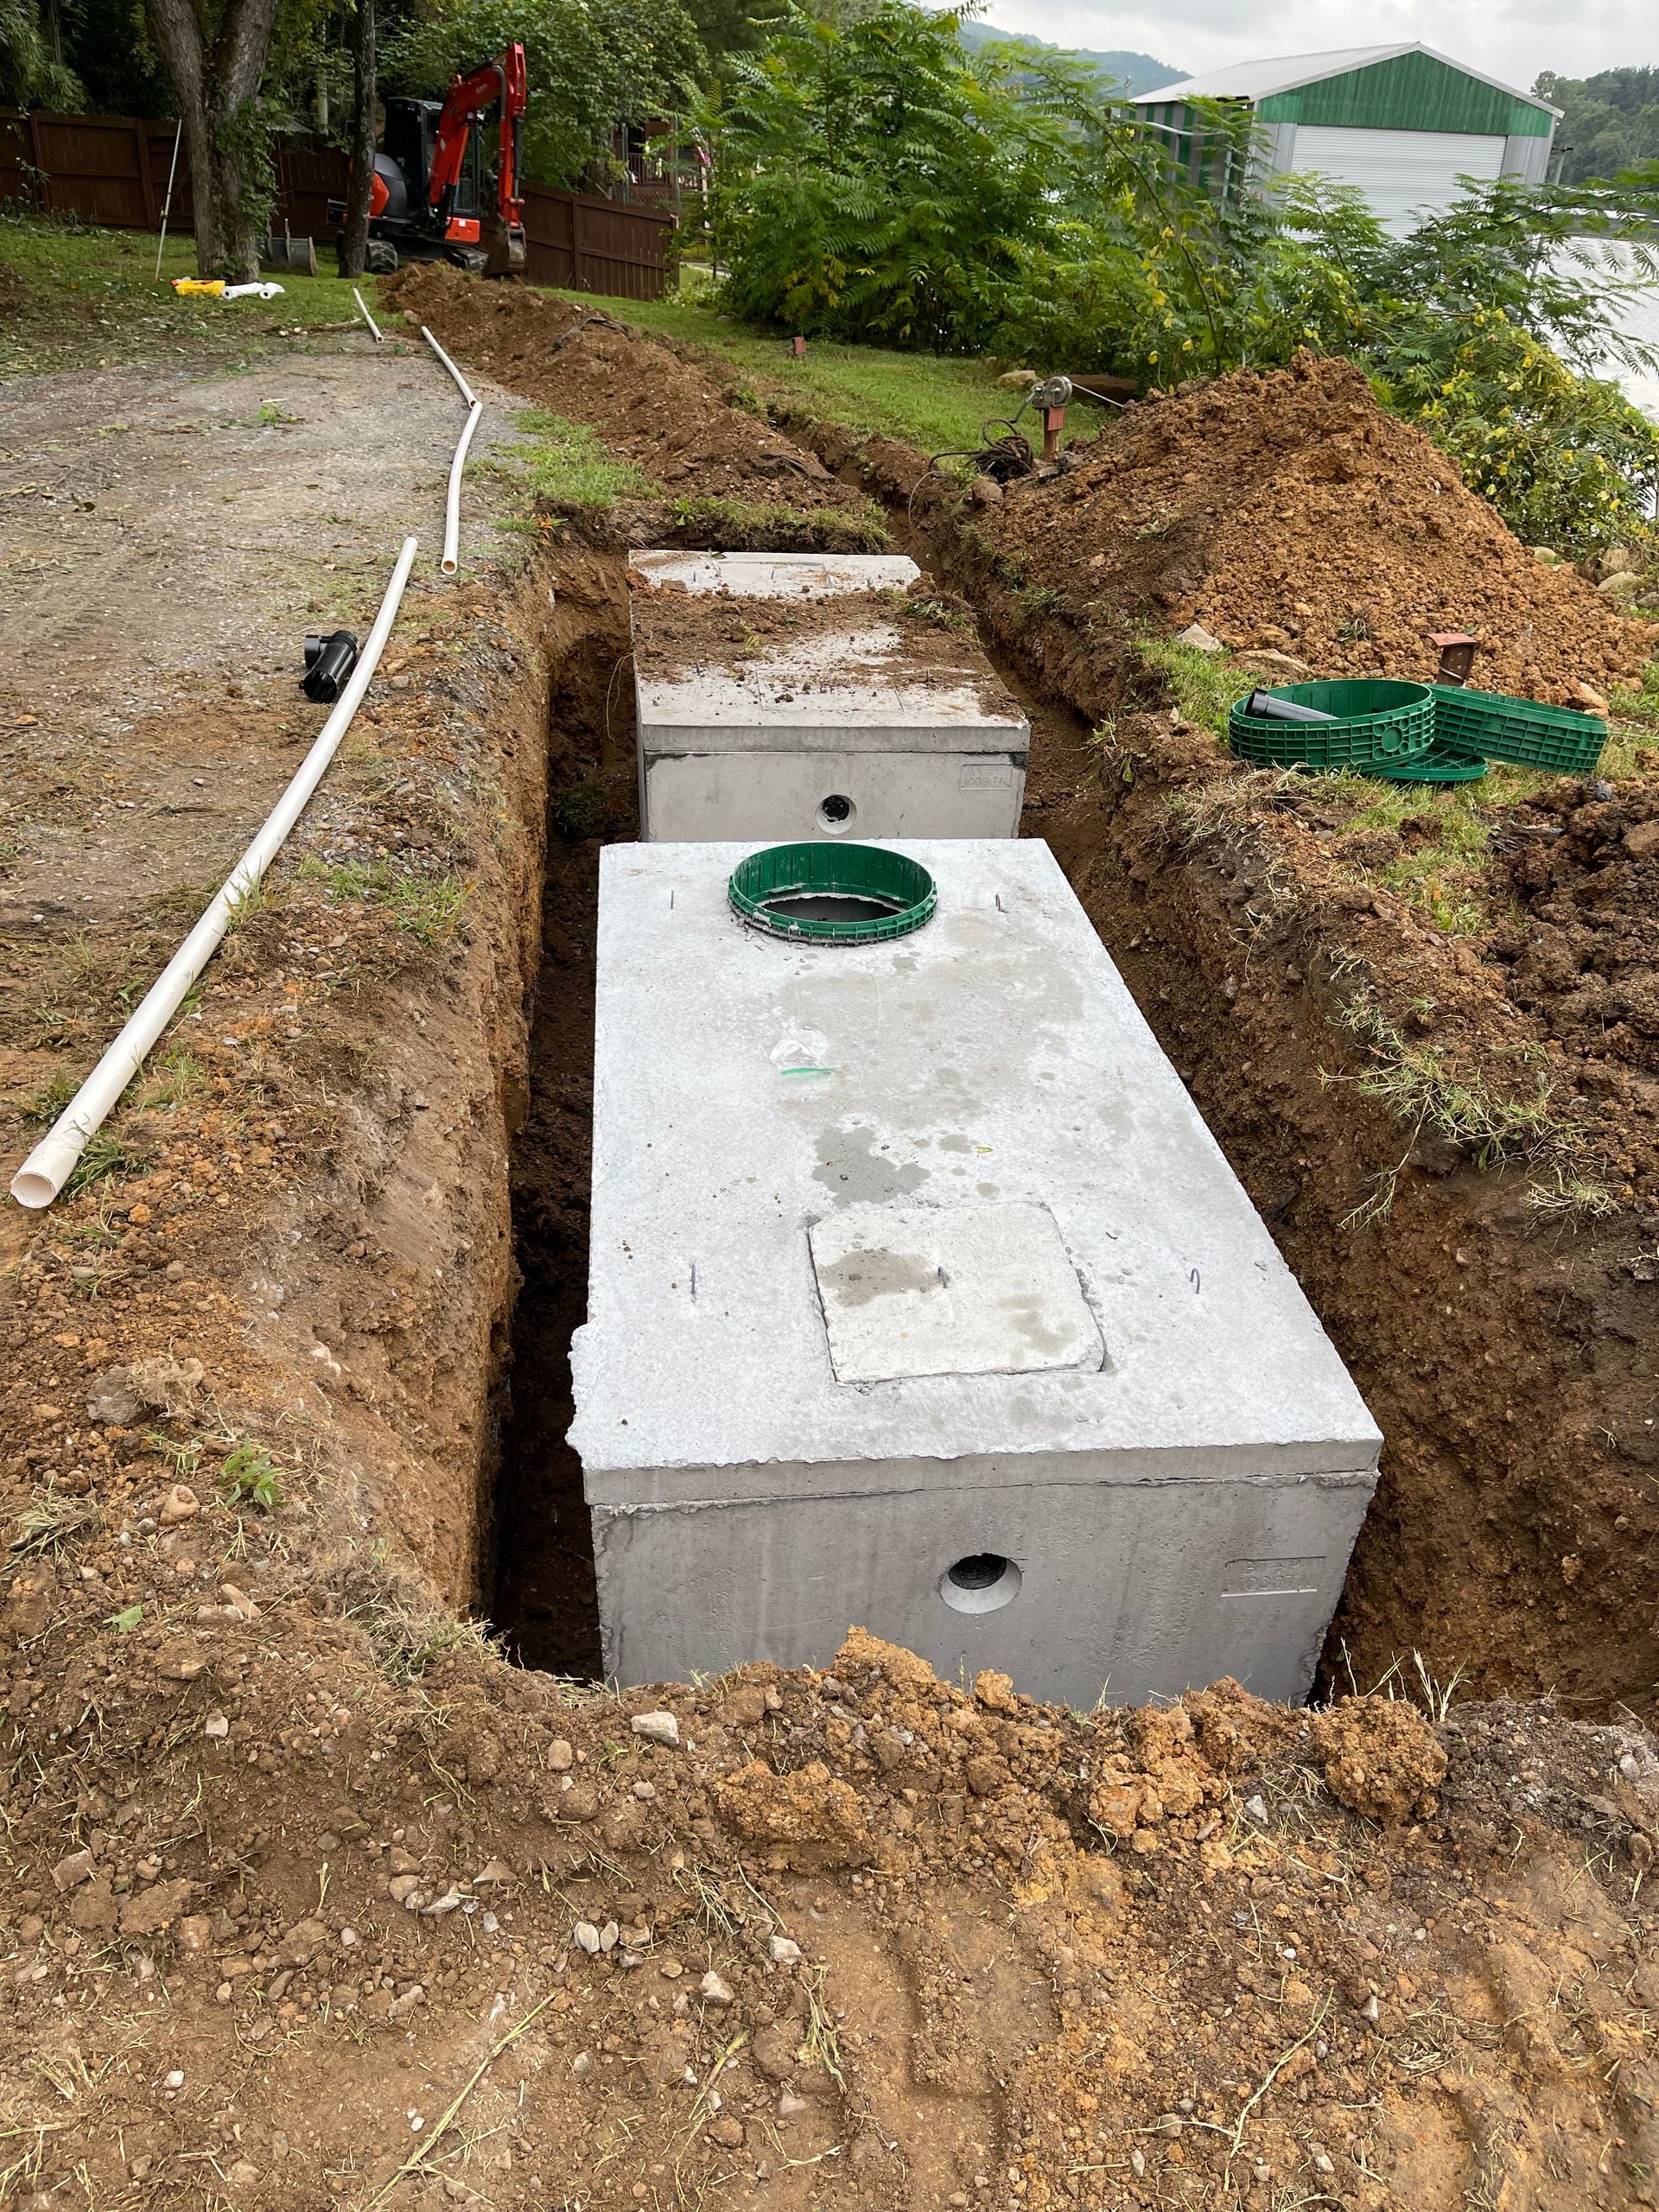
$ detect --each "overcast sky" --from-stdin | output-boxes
[970,0,1654,97]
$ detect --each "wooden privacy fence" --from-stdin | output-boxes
[523,182,675,300]
[0,108,192,231]
[0,108,677,301]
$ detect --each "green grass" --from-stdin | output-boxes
[60,1126,146,1200]
[505,406,655,505]
[1330,994,1606,1224]
[221,1440,282,1510]
[541,269,1104,458]
[1139,635,1244,739]
[0,209,383,378]
[296,856,469,944]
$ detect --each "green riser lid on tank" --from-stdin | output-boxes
[728,842,938,943]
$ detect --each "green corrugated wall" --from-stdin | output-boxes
[1256,50,1552,136]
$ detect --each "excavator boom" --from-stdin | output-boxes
[428,43,527,232]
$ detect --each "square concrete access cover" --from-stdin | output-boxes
[809,1201,1105,1384]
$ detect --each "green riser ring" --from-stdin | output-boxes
[1369,745,1489,785]
[728,841,937,943]
[1230,678,1435,772]
[1229,715,1434,770]
[1429,685,1605,774]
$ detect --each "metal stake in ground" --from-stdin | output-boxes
[154,118,183,282]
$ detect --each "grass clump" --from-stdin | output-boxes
[1329,995,1604,1225]
[1523,1167,1619,1219]
[1138,635,1243,738]
[221,1440,282,1510]
[666,493,888,553]
[898,593,975,634]
[10,1489,99,1561]
[1310,767,1503,938]
[353,1583,502,1683]
[506,407,654,507]
[60,1127,146,1200]
[296,856,469,944]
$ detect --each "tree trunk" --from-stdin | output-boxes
[143,0,283,279]
[339,0,376,278]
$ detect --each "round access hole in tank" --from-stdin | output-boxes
[938,1553,1022,1615]
[728,842,935,944]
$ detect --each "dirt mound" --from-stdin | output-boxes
[6,1555,1659,2209]
[1312,1695,1449,1821]
[386,263,864,514]
[988,351,1652,704]
[1492,780,1659,1088]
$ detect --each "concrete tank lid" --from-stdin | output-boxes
[569,839,1382,1492]
[810,1200,1106,1382]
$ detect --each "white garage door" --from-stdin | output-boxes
[1291,125,1507,234]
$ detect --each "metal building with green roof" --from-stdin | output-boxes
[1131,43,1560,233]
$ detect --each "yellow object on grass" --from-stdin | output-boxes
[169,278,285,301]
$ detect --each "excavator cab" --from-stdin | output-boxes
[335,44,527,276]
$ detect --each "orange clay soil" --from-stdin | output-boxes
[983,351,1653,706]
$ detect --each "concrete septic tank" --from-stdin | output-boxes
[569,838,1382,1710]
[628,549,1030,842]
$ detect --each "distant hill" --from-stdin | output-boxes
[955,19,1181,95]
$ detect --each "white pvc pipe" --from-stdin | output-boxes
[422,327,482,575]
[422,325,477,407]
[10,537,420,1211]
[353,286,383,342]
[442,401,483,575]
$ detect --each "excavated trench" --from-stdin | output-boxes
[480,511,1656,1722]
[486,556,631,1674]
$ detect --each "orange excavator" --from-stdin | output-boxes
[339,44,527,276]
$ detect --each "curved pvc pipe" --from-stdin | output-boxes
[442,400,483,575]
[10,536,421,1211]
[422,324,477,407]
[422,326,482,576]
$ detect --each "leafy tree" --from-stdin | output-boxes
[142,0,287,275]
[1376,309,1656,552]
[57,0,170,117]
[709,3,1659,548]
[1536,67,1659,186]
[385,0,705,190]
[685,0,783,68]
[2,0,81,105]
[710,3,1083,347]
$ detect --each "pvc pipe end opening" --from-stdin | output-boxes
[939,1553,1021,1615]
[10,1170,57,1210]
